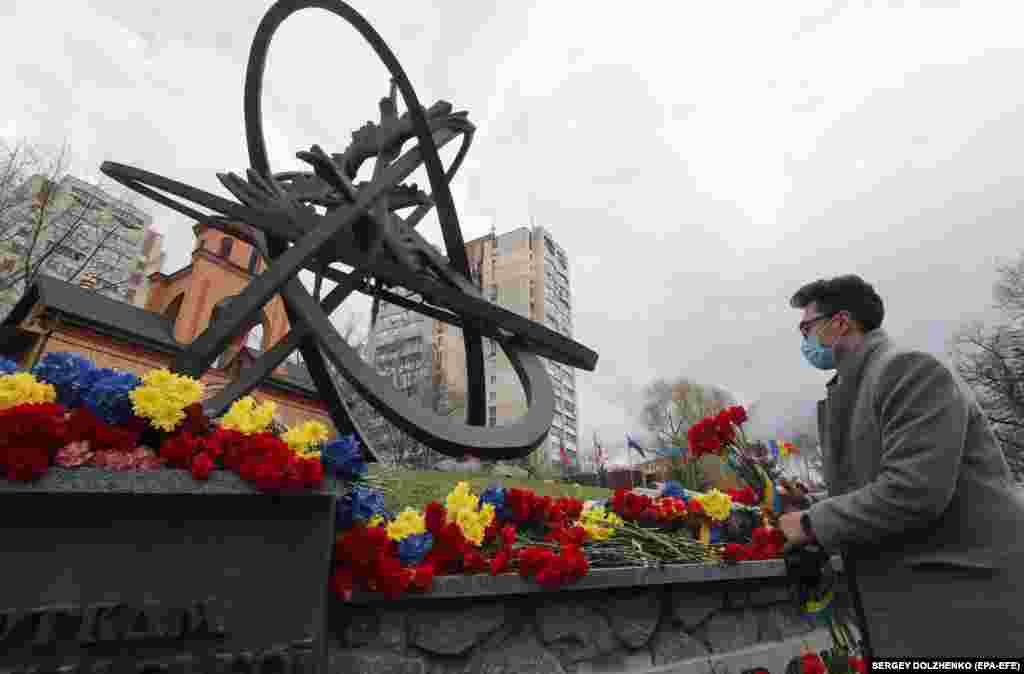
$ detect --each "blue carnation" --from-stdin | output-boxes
[322,434,368,480]
[398,532,433,567]
[31,352,97,408]
[661,481,686,500]
[336,486,389,528]
[0,358,19,375]
[82,370,142,425]
[480,484,513,520]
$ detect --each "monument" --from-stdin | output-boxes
[0,1,599,672]
[101,0,599,462]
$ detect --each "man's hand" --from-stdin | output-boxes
[779,511,813,546]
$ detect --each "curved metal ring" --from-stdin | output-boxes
[240,0,555,458]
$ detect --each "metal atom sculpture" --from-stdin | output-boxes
[100,0,598,460]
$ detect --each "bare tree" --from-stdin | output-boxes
[0,139,146,314]
[641,376,736,449]
[951,254,1024,480]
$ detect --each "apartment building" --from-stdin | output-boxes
[365,225,579,468]
[0,174,151,315]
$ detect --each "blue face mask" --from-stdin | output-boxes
[801,333,836,370]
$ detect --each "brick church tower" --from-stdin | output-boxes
[145,222,291,374]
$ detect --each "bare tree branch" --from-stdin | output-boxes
[0,138,146,312]
[952,262,1024,481]
[641,376,737,449]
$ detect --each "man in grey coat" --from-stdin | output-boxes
[779,275,1024,657]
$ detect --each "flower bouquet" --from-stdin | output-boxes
[327,474,793,600]
[0,352,339,493]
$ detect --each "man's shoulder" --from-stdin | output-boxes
[864,339,955,393]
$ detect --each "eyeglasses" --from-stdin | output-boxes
[798,313,836,337]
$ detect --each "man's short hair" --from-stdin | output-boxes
[789,275,884,332]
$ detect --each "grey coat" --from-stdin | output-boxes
[806,329,1024,657]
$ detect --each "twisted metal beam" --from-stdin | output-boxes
[100,0,599,460]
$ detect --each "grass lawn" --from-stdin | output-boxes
[368,466,614,513]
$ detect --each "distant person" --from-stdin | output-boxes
[779,274,1024,657]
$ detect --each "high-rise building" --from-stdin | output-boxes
[364,225,578,469]
[360,289,445,463]
[0,174,151,315]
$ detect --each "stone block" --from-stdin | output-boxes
[752,605,784,642]
[536,601,618,664]
[747,581,794,607]
[649,626,709,666]
[464,630,565,674]
[329,649,427,674]
[597,589,662,648]
[724,587,750,610]
[701,609,759,653]
[409,603,505,656]
[670,585,725,630]
[575,649,653,673]
[342,608,406,650]
[427,654,470,674]
[0,469,335,669]
[774,603,817,639]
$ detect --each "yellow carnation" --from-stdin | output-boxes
[387,508,427,541]
[283,420,330,456]
[440,482,494,546]
[697,488,733,522]
[0,372,57,410]
[445,481,479,514]
[129,369,204,432]
[221,396,276,435]
[583,524,614,541]
[455,504,494,546]
[580,505,622,541]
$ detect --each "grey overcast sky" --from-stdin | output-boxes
[3,0,1024,464]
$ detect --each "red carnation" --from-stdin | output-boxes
[301,457,324,488]
[462,549,487,574]
[409,563,434,592]
[490,549,512,576]
[424,501,446,535]
[159,432,200,468]
[547,525,586,547]
[728,485,758,506]
[714,411,736,444]
[2,446,50,481]
[373,556,412,599]
[722,543,749,562]
[801,653,827,674]
[190,452,215,481]
[279,456,307,491]
[66,408,138,453]
[254,459,286,493]
[849,657,866,674]
[329,568,355,601]
[0,403,67,451]
[178,403,210,436]
[505,488,536,522]
[727,405,748,425]
[500,525,517,550]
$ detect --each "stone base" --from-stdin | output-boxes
[329,571,850,674]
[0,469,335,673]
